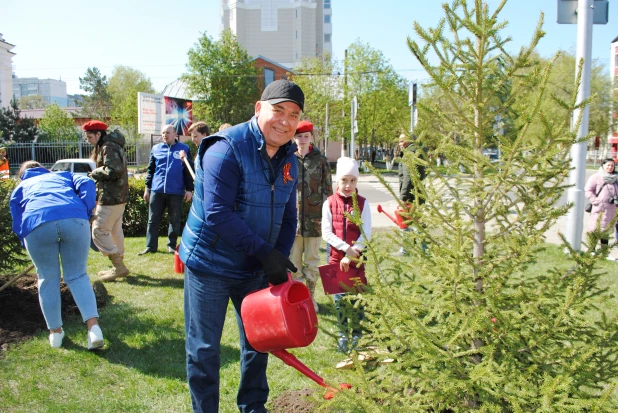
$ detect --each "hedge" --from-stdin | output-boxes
[123,178,192,237]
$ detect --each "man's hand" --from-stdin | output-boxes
[179,150,187,160]
[184,191,193,203]
[259,249,297,285]
[143,189,150,203]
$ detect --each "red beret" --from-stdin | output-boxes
[82,120,108,131]
[295,120,313,134]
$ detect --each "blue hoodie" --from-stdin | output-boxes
[10,168,96,242]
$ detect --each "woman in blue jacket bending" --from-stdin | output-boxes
[10,161,104,350]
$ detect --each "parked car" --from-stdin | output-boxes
[50,159,96,176]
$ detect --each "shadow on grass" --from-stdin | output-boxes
[122,273,185,289]
[80,302,240,381]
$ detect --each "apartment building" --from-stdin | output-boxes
[0,34,15,109]
[13,76,68,107]
[221,0,332,68]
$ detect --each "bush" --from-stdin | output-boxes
[0,179,29,273]
[123,178,191,237]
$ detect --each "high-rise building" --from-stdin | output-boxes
[221,0,332,68]
[0,34,15,109]
[13,77,68,107]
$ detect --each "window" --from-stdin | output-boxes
[324,0,331,9]
[74,163,92,174]
[295,9,297,18]
[324,34,331,43]
[324,15,331,24]
[295,30,298,39]
[264,68,275,87]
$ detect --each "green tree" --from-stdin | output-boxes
[183,29,260,126]
[18,94,48,110]
[108,65,155,141]
[345,40,410,154]
[292,54,344,149]
[327,1,618,411]
[79,67,111,120]
[513,50,614,150]
[0,100,38,143]
[38,104,78,141]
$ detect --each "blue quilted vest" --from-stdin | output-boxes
[179,118,298,278]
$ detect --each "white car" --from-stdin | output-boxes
[50,159,97,176]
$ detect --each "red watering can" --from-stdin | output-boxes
[174,245,184,274]
[377,204,408,229]
[241,274,351,399]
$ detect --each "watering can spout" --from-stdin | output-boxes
[377,204,408,229]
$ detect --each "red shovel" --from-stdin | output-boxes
[271,349,352,400]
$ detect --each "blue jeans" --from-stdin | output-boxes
[333,293,364,339]
[184,266,269,413]
[24,218,98,330]
[145,191,183,251]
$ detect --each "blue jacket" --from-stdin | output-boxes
[145,140,194,195]
[10,168,96,242]
[179,117,298,278]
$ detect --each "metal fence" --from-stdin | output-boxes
[6,141,153,170]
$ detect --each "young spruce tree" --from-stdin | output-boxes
[324,1,618,411]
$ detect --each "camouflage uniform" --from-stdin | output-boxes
[290,146,332,310]
[90,130,129,205]
[90,130,130,281]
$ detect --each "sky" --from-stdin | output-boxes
[2,0,617,96]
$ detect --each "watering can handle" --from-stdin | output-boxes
[302,303,316,335]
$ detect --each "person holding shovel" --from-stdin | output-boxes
[83,120,131,281]
[10,161,104,350]
[179,79,303,413]
[140,124,194,255]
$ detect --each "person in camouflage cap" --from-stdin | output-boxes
[289,120,333,312]
[83,120,130,282]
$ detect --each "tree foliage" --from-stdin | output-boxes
[18,94,48,110]
[292,54,344,148]
[38,104,78,141]
[108,65,155,141]
[183,30,260,127]
[79,67,111,120]
[0,100,38,143]
[325,1,618,411]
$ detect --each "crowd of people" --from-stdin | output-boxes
[8,79,431,413]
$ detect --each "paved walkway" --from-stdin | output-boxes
[358,173,610,254]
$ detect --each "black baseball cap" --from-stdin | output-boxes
[260,80,304,111]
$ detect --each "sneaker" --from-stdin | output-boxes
[607,256,616,262]
[49,330,65,348]
[138,248,155,256]
[337,337,349,353]
[167,246,176,254]
[87,325,104,350]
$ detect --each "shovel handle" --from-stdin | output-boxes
[182,156,196,180]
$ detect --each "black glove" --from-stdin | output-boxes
[259,249,297,285]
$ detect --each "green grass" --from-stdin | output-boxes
[0,237,353,413]
[2,235,618,412]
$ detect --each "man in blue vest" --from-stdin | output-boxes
[139,124,194,255]
[179,80,302,413]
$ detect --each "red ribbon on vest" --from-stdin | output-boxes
[282,162,292,184]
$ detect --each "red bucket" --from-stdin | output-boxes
[241,275,318,353]
[174,245,184,274]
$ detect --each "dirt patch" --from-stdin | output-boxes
[270,388,318,413]
[0,273,108,357]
